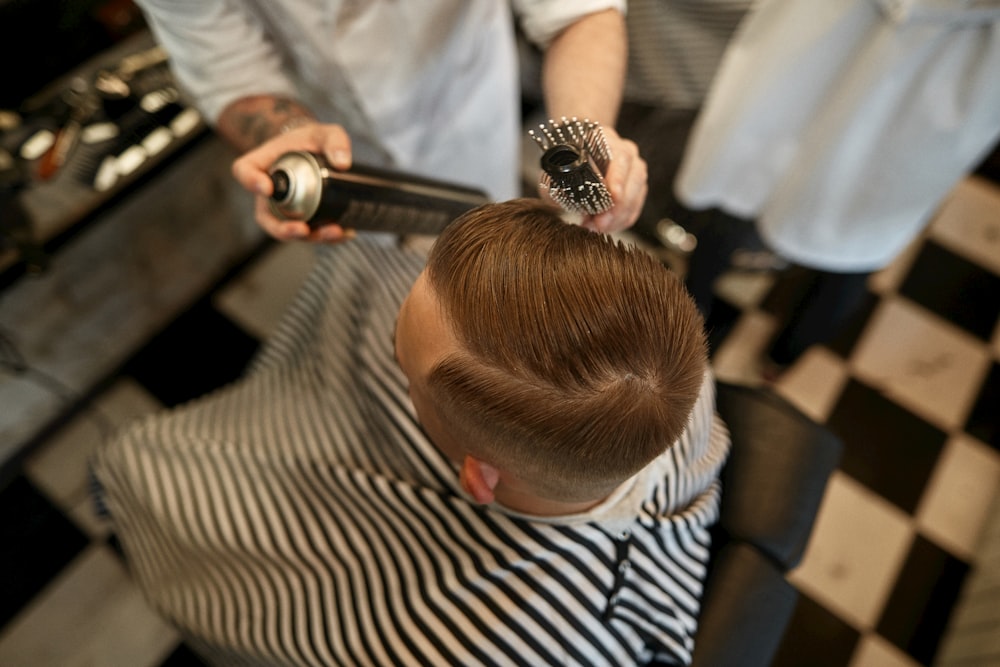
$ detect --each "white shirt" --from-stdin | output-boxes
[135,0,625,201]
[675,0,1000,272]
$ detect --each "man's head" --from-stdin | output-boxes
[394,198,707,510]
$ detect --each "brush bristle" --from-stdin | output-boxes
[528,116,612,215]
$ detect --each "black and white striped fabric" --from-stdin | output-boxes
[93,239,731,666]
[625,0,753,110]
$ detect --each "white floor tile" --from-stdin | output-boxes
[212,241,318,340]
[0,382,61,471]
[773,346,849,424]
[915,433,1000,561]
[714,270,777,311]
[849,633,922,667]
[789,471,914,630]
[928,176,1000,277]
[711,310,779,387]
[24,379,163,538]
[850,297,993,432]
[0,545,179,667]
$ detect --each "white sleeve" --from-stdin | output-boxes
[135,0,299,123]
[512,0,627,48]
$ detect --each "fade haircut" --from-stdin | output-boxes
[424,198,707,502]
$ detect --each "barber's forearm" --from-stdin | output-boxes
[541,8,627,127]
[215,95,317,154]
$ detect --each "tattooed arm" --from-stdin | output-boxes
[217,95,356,243]
[215,95,317,154]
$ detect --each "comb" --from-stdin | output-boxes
[528,116,612,216]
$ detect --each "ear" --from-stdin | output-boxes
[459,455,500,504]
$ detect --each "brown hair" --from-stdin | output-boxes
[424,199,707,501]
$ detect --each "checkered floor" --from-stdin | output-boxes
[702,174,1000,666]
[1,165,998,665]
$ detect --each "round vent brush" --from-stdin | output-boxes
[529,116,613,216]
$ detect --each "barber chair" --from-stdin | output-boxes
[686,381,843,667]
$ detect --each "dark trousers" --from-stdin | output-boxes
[684,208,870,367]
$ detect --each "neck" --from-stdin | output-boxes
[492,483,606,518]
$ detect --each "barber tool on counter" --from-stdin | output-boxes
[71,45,196,191]
[91,44,170,121]
[0,120,47,272]
[529,116,613,216]
[14,45,181,187]
[35,77,98,181]
[267,151,490,235]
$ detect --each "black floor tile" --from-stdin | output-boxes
[0,475,90,628]
[158,642,211,666]
[105,532,126,562]
[898,241,1000,341]
[771,594,860,667]
[974,143,1000,185]
[123,298,260,407]
[824,291,880,361]
[965,361,1000,450]
[877,535,971,666]
[827,380,947,514]
[759,265,815,321]
[704,296,742,358]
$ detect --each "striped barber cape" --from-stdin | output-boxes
[92,238,731,666]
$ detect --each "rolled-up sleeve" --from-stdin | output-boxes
[512,0,627,48]
[135,0,299,123]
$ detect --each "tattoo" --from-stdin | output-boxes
[237,111,275,148]
[216,95,315,152]
[273,98,296,115]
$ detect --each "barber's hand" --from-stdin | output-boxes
[231,122,356,243]
[581,126,647,234]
